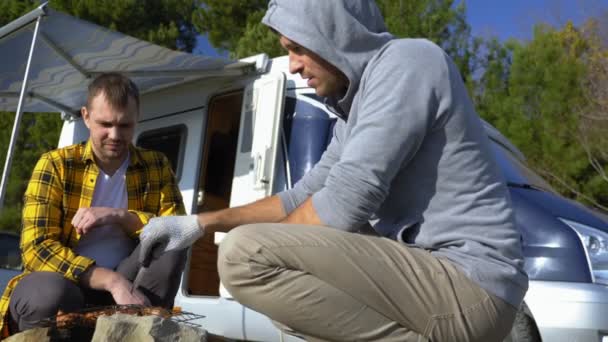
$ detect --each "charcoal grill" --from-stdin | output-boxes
[38,304,205,341]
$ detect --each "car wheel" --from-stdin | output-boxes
[503,302,541,342]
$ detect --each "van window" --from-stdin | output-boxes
[136,125,186,180]
[188,90,243,297]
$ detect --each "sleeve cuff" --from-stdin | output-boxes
[67,255,96,283]
[278,187,310,215]
[128,210,154,237]
[278,191,297,214]
[312,189,357,231]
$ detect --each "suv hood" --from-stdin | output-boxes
[509,186,608,233]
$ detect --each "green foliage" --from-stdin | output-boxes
[0,1,38,26]
[502,25,592,203]
[378,0,459,39]
[474,21,607,209]
[232,11,283,59]
[0,206,21,233]
[473,38,512,125]
[0,112,63,233]
[195,0,477,75]
[51,0,201,52]
[193,0,269,57]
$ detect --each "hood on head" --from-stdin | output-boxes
[262,0,394,116]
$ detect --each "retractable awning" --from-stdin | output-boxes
[0,3,254,114]
[0,2,257,208]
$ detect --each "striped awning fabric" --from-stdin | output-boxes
[0,5,254,115]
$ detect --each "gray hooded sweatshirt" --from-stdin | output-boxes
[263,0,528,308]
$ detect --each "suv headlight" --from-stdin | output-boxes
[559,218,608,285]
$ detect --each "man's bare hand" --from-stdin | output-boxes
[71,207,123,235]
[80,266,150,305]
[108,276,150,306]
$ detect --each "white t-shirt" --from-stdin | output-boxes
[74,156,135,269]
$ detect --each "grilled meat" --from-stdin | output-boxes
[53,305,174,328]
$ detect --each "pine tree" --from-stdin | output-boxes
[474,21,607,209]
[195,0,478,82]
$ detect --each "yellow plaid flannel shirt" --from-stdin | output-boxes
[0,141,185,336]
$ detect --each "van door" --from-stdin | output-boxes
[230,72,286,206]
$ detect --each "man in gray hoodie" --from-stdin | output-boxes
[138,1,529,341]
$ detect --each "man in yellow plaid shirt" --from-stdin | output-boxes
[0,73,187,336]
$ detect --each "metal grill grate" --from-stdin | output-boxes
[38,304,206,340]
[166,309,206,328]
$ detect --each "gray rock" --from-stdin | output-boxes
[91,313,207,342]
[3,327,50,342]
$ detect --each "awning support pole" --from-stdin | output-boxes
[0,16,42,210]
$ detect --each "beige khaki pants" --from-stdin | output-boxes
[217,224,516,342]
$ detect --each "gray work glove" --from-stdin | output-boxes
[139,215,204,265]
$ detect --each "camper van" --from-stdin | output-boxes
[1,4,608,342]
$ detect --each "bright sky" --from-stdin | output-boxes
[465,0,608,41]
[193,0,608,57]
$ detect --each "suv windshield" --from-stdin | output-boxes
[489,139,556,193]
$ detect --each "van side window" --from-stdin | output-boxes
[136,125,187,180]
[189,90,243,297]
[196,91,243,212]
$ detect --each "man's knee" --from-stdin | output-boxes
[11,272,84,312]
[155,248,187,273]
[217,224,266,267]
[217,224,268,292]
[10,272,84,329]
[138,249,187,308]
[147,249,187,290]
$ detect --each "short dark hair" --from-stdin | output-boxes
[86,73,140,112]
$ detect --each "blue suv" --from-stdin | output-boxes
[486,122,608,342]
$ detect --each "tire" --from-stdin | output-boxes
[503,302,541,342]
